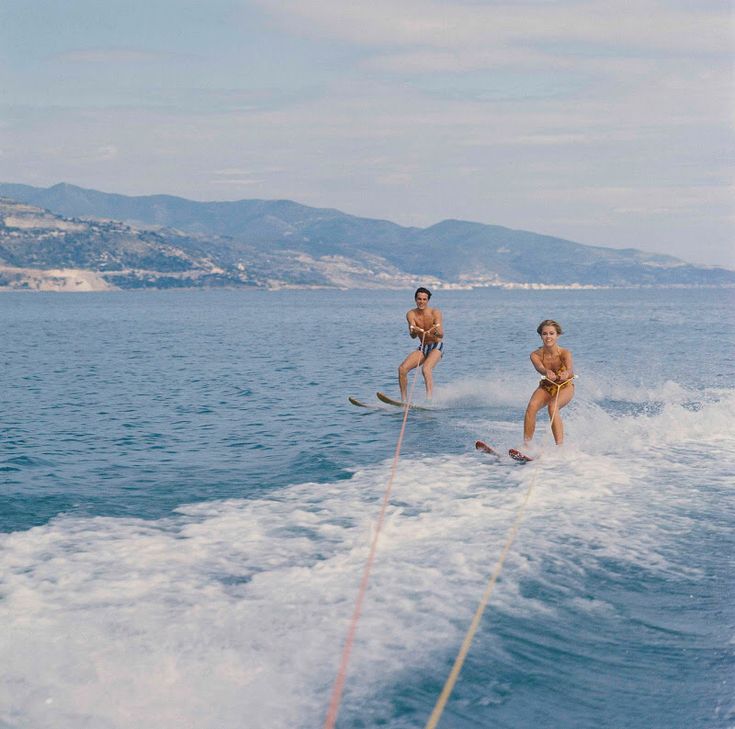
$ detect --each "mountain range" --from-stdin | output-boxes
[0,182,732,291]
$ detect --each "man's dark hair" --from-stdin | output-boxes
[414,287,432,300]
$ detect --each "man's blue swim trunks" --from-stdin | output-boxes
[417,341,444,357]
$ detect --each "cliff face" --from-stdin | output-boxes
[1,184,733,290]
[0,265,114,292]
[0,198,251,290]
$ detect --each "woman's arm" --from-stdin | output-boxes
[558,350,575,380]
[530,351,556,380]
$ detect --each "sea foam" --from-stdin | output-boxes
[2,391,732,728]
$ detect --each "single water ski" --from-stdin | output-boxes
[376,391,405,407]
[475,440,500,457]
[348,396,374,408]
[376,392,432,411]
[508,448,533,463]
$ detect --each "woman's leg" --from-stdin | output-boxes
[524,388,551,444]
[547,386,575,444]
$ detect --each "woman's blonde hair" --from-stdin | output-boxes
[537,319,563,335]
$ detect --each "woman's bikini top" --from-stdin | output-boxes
[539,348,574,392]
[540,348,567,375]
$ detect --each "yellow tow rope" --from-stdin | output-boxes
[425,376,574,728]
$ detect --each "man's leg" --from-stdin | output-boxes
[398,351,424,401]
[420,349,442,399]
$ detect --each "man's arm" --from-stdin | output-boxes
[406,311,420,338]
[431,309,443,339]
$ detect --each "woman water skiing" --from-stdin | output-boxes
[513,319,575,458]
[476,319,575,462]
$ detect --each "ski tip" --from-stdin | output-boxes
[376,391,433,411]
[508,448,533,463]
[376,391,404,406]
[475,440,499,456]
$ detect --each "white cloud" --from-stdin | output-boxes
[253,0,730,59]
[208,178,264,185]
[211,168,255,175]
[92,145,119,162]
[541,184,735,218]
[54,49,171,64]
[363,47,554,73]
[375,172,414,186]
[211,166,286,176]
[2,1,732,266]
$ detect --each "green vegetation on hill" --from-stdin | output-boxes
[1,184,732,289]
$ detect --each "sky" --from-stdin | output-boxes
[0,0,733,267]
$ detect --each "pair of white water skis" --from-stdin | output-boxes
[348,392,433,411]
[348,394,533,462]
[475,440,533,463]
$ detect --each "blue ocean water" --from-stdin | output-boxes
[1,287,733,729]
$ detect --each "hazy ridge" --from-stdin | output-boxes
[1,182,732,290]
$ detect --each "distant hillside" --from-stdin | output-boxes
[1,182,733,289]
[0,199,254,290]
[0,198,415,290]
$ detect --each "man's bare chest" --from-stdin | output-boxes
[413,309,435,328]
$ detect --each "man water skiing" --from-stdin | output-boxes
[397,287,444,402]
